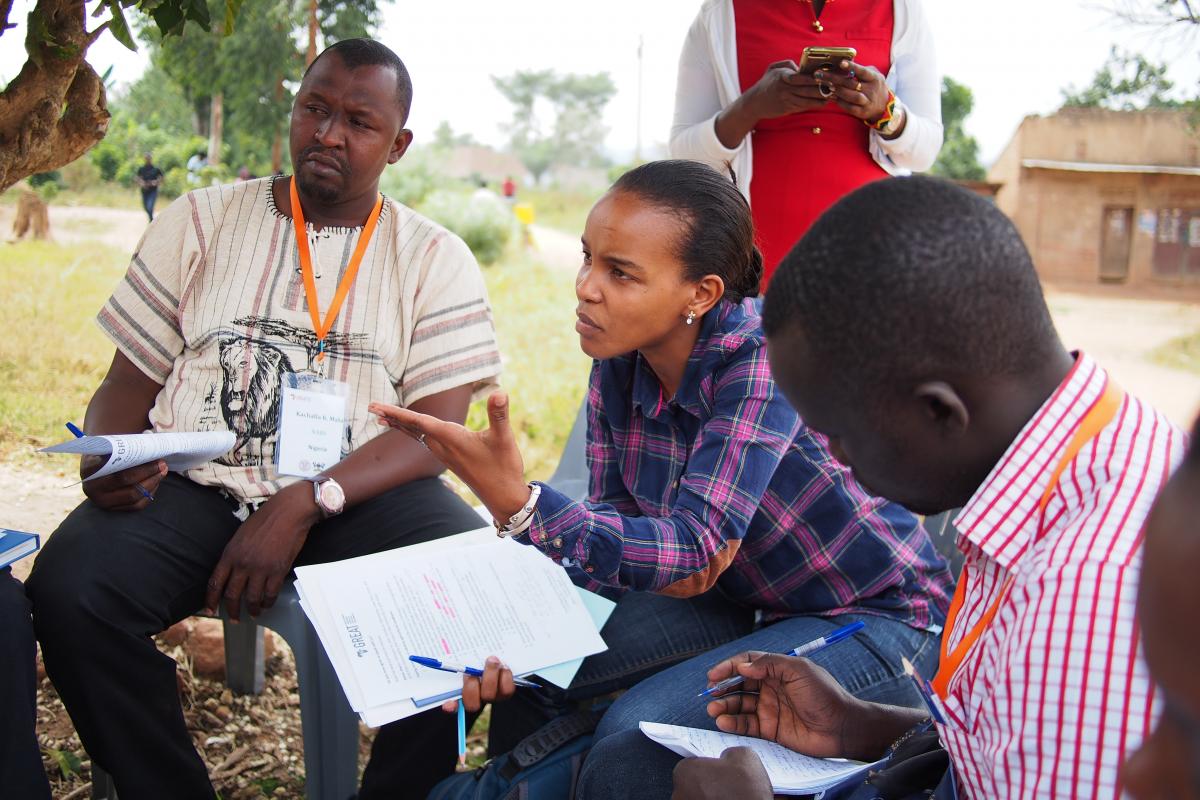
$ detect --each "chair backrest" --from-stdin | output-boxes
[546,401,590,502]
[922,509,965,578]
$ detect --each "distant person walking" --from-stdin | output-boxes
[135,153,164,221]
[502,175,516,201]
[186,151,207,186]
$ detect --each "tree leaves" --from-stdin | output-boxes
[492,69,617,182]
[224,0,244,35]
[145,0,240,39]
[43,747,82,780]
[1060,46,1182,111]
[931,77,986,182]
[105,0,137,51]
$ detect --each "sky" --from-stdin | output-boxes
[2,0,1198,167]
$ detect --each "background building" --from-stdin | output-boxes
[988,108,1200,289]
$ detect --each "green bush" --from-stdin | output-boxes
[28,171,62,188]
[161,167,191,198]
[89,115,211,191]
[380,147,453,208]
[420,190,514,266]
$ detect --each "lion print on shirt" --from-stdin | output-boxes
[215,336,293,467]
[211,316,366,467]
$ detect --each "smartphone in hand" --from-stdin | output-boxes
[798,46,857,75]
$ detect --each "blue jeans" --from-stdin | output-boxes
[487,589,756,754]
[575,611,940,800]
[142,188,157,221]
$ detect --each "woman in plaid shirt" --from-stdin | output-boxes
[373,160,953,765]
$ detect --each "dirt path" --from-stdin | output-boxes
[1,202,149,253]
[1047,290,1200,427]
[0,463,82,582]
[529,224,582,273]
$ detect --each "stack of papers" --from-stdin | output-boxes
[295,528,614,727]
[40,431,236,480]
[639,722,883,796]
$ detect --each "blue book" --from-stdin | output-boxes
[0,529,40,570]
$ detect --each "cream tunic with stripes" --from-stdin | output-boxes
[98,177,501,504]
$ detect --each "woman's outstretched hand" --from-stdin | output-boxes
[368,391,531,522]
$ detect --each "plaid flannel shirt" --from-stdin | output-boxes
[525,300,953,627]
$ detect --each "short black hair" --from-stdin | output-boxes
[306,38,413,122]
[762,175,1059,386]
[611,160,762,304]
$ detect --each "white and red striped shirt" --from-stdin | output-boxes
[938,353,1186,799]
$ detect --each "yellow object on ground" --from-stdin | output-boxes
[513,203,536,226]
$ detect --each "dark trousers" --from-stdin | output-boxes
[1,568,51,799]
[27,474,485,800]
[141,188,157,221]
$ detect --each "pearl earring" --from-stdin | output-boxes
[685,310,696,326]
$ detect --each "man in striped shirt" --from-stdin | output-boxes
[27,40,500,799]
[680,176,1185,799]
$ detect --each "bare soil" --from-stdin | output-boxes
[1,202,151,252]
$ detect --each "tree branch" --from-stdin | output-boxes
[0,0,109,191]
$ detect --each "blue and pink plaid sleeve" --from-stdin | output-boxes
[583,367,641,516]
[526,345,801,595]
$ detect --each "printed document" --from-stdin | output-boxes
[295,528,608,726]
[639,722,883,795]
[41,431,235,481]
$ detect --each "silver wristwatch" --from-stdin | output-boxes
[307,476,346,519]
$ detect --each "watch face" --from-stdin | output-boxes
[319,480,345,512]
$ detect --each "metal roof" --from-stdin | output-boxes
[1022,159,1200,176]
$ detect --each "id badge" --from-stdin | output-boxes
[276,372,349,478]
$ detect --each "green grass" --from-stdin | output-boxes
[0,240,130,461]
[1151,330,1200,375]
[518,187,603,237]
[473,247,592,482]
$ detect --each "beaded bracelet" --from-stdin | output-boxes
[867,89,899,131]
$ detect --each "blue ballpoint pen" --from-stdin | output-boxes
[67,422,154,502]
[409,655,543,689]
[456,697,467,766]
[697,621,866,698]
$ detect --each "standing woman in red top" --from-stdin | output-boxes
[670,0,942,285]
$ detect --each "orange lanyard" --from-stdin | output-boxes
[930,379,1124,699]
[289,177,383,365]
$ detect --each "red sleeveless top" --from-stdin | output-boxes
[734,0,894,284]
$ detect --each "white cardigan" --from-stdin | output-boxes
[668,0,943,201]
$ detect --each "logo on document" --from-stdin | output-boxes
[342,613,368,658]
